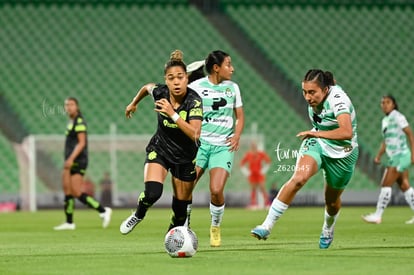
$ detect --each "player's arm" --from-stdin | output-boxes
[297,113,353,140]
[403,126,414,164]
[227,106,245,152]
[125,83,156,118]
[64,131,86,169]
[154,98,202,142]
[176,118,202,142]
[374,141,386,164]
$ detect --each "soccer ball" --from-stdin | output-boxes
[164,226,198,258]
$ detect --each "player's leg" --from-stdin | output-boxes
[248,181,257,209]
[207,146,233,247]
[251,138,321,240]
[397,170,414,223]
[120,162,168,234]
[257,181,270,209]
[69,163,112,228]
[362,167,399,224]
[320,149,357,249]
[319,184,344,249]
[53,168,75,230]
[167,161,197,231]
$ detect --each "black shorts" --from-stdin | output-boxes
[70,160,88,176]
[145,150,196,182]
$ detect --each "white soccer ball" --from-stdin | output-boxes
[164,226,198,258]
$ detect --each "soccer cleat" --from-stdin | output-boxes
[210,226,221,247]
[53,222,76,231]
[361,213,382,224]
[405,216,414,224]
[250,225,270,240]
[100,207,112,228]
[120,213,142,235]
[319,228,334,249]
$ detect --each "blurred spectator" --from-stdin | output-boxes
[100,172,113,207]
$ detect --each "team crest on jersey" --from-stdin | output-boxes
[148,151,157,160]
[225,88,233,97]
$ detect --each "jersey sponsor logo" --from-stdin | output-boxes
[211,98,227,110]
[148,151,157,160]
[190,108,202,117]
[163,119,179,128]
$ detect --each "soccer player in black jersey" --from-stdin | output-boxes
[53,97,112,230]
[120,50,203,235]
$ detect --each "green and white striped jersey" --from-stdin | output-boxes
[382,109,410,157]
[189,76,243,146]
[308,85,358,158]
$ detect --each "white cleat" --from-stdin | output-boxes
[120,213,142,235]
[53,222,76,231]
[361,213,382,224]
[405,216,414,224]
[100,207,113,228]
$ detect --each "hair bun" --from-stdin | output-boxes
[170,50,183,62]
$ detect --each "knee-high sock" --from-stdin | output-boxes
[404,187,414,211]
[262,198,288,231]
[64,195,74,223]
[322,209,339,230]
[168,197,192,231]
[78,193,105,213]
[210,203,225,227]
[375,187,392,217]
[136,181,163,219]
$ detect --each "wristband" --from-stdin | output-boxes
[171,113,180,122]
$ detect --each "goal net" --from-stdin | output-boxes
[18,128,265,211]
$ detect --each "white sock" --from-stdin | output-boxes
[375,187,392,217]
[210,203,225,227]
[262,199,288,230]
[323,209,339,231]
[404,187,414,211]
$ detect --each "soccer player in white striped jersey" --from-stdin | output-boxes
[251,69,359,249]
[362,95,414,224]
[188,50,245,247]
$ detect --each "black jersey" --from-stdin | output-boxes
[64,114,88,162]
[146,84,203,164]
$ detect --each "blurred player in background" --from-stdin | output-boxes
[362,95,414,224]
[240,141,271,209]
[119,50,203,235]
[188,50,245,247]
[54,97,112,230]
[251,69,358,249]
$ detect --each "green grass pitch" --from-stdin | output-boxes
[1,206,413,275]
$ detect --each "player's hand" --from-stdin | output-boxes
[226,135,240,152]
[374,156,381,164]
[63,159,73,170]
[154,98,174,116]
[296,130,317,140]
[125,104,137,118]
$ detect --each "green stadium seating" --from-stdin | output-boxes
[4,2,410,195]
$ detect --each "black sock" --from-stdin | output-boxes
[78,193,105,213]
[64,195,74,223]
[168,197,192,231]
[136,181,163,219]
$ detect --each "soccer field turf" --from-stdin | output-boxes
[1,206,413,275]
